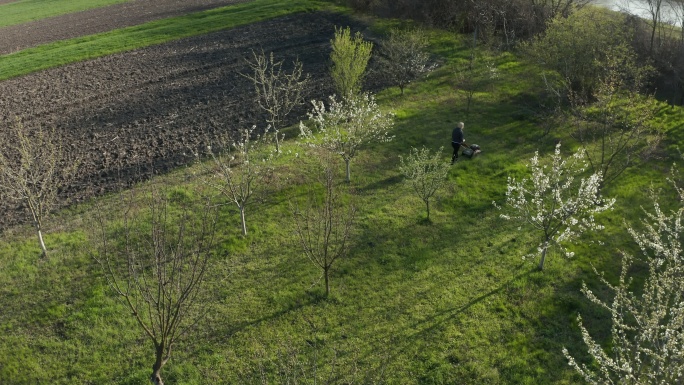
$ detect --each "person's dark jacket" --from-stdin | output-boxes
[451,127,464,144]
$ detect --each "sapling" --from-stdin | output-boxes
[291,151,356,296]
[205,125,273,236]
[399,146,450,220]
[299,92,394,183]
[495,143,614,270]
[0,120,78,257]
[570,46,660,188]
[378,28,434,95]
[330,26,373,100]
[242,49,309,154]
[92,187,218,385]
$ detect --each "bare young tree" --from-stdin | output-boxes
[291,152,356,297]
[299,93,394,183]
[0,120,78,257]
[91,187,218,385]
[564,176,684,384]
[399,146,451,220]
[378,28,434,95]
[205,125,273,236]
[242,49,310,154]
[330,26,374,100]
[495,143,615,270]
[455,57,477,117]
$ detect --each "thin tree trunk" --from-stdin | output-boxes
[650,1,661,56]
[37,228,47,257]
[345,159,351,183]
[426,199,430,220]
[151,368,164,385]
[151,345,165,385]
[32,216,48,257]
[30,208,47,257]
[274,130,281,154]
[324,266,330,296]
[240,206,247,236]
[538,243,548,271]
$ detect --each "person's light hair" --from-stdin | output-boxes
[457,122,464,129]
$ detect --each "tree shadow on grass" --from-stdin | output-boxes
[199,286,327,347]
[358,174,404,193]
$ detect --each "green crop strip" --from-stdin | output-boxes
[0,0,132,28]
[0,0,330,81]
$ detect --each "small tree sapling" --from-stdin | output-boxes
[0,120,78,257]
[299,93,393,183]
[205,125,273,236]
[330,26,373,100]
[399,146,450,220]
[291,151,356,297]
[378,28,434,95]
[242,49,309,154]
[92,187,218,385]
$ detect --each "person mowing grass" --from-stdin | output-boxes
[451,121,467,164]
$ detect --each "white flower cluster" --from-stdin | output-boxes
[564,173,684,384]
[495,143,614,268]
[299,92,395,162]
[204,125,274,236]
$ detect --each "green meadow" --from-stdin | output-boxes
[0,2,683,384]
[0,0,131,28]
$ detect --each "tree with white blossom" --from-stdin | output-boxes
[205,125,273,236]
[299,92,394,183]
[563,174,684,384]
[495,143,614,270]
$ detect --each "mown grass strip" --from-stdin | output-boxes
[0,0,132,28]
[0,0,330,81]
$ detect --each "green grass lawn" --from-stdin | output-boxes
[0,0,333,81]
[0,8,683,385]
[0,0,132,28]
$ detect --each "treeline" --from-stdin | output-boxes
[344,0,684,105]
[342,0,590,42]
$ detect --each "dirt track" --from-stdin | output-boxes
[0,0,254,55]
[0,11,385,228]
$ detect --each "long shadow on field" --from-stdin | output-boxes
[200,290,326,346]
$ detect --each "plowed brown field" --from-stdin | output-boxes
[0,0,253,55]
[0,11,385,228]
